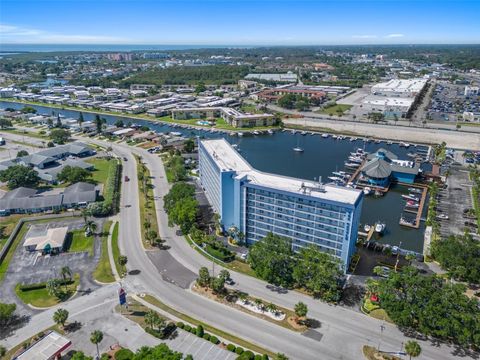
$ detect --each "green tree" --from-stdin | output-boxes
[210,276,225,294]
[145,310,162,330]
[115,119,125,128]
[431,233,480,284]
[132,343,183,360]
[118,255,128,268]
[0,165,40,189]
[21,106,37,114]
[292,245,343,302]
[78,112,84,126]
[84,220,97,236]
[195,82,207,94]
[0,118,12,129]
[0,345,6,357]
[0,302,16,326]
[376,267,480,348]
[16,149,29,158]
[278,94,296,109]
[184,138,195,153]
[53,308,69,328]
[60,266,72,291]
[294,302,308,321]
[405,340,421,360]
[248,233,294,287]
[57,166,92,184]
[196,324,204,337]
[71,352,93,360]
[219,269,230,281]
[90,330,104,359]
[276,353,289,360]
[197,267,210,287]
[49,128,70,144]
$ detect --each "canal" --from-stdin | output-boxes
[1,101,429,252]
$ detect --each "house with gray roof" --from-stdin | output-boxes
[0,182,97,216]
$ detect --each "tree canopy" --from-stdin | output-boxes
[132,343,184,360]
[163,182,198,234]
[374,267,480,348]
[0,165,40,189]
[0,302,16,326]
[49,128,70,144]
[431,233,480,284]
[57,165,92,184]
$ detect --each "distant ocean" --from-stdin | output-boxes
[0,44,255,53]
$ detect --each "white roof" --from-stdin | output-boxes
[23,226,68,250]
[16,331,71,360]
[372,78,427,93]
[363,97,414,107]
[201,139,362,205]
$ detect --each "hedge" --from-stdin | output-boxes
[90,160,122,217]
[114,348,134,360]
[202,334,211,341]
[209,336,219,344]
[196,325,204,337]
[176,322,184,329]
[237,350,255,360]
[227,344,236,352]
[184,325,192,332]
[235,347,244,355]
[19,279,74,291]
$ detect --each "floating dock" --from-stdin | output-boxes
[399,186,428,229]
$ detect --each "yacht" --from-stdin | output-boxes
[332,171,347,177]
[375,222,386,234]
[402,194,419,202]
[293,147,304,153]
[364,224,371,232]
[328,176,344,182]
[408,187,423,194]
[345,162,360,167]
[321,133,329,138]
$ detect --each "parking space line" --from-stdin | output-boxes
[191,340,208,357]
[197,344,215,360]
[182,336,198,354]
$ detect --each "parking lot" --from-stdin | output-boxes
[0,218,102,314]
[437,164,476,237]
[427,81,480,122]
[65,300,237,360]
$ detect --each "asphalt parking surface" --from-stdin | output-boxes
[146,250,196,289]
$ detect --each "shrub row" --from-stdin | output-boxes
[89,160,122,217]
[19,279,74,291]
[175,322,269,358]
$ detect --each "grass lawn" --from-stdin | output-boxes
[363,345,401,360]
[86,157,116,185]
[369,308,394,323]
[0,215,24,250]
[143,294,275,358]
[111,222,126,277]
[1,128,48,139]
[65,229,94,255]
[92,220,115,283]
[15,273,80,308]
[318,104,352,115]
[135,156,158,249]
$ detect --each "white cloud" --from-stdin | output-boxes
[385,33,405,38]
[352,35,378,39]
[0,23,130,44]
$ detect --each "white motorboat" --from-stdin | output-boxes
[332,171,347,177]
[293,147,304,153]
[328,176,344,182]
[408,187,423,194]
[238,132,244,137]
[375,222,386,234]
[363,187,372,195]
[301,131,307,135]
[387,141,393,145]
[345,162,360,167]
[267,129,274,135]
[253,131,260,135]
[364,224,371,232]
[402,194,419,202]
[321,133,329,138]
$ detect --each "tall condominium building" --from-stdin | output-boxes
[198,138,363,270]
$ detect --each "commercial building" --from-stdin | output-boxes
[171,107,275,128]
[362,97,414,118]
[258,86,327,102]
[360,149,420,187]
[198,138,363,269]
[245,73,298,83]
[13,331,71,360]
[371,78,427,97]
[23,226,69,253]
[464,85,479,96]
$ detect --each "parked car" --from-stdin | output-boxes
[124,176,130,182]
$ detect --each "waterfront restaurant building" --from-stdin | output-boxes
[198,138,363,269]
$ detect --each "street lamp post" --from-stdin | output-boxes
[377,322,385,352]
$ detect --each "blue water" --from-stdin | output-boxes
[0,101,428,252]
[0,44,256,53]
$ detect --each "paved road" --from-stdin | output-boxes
[2,135,477,359]
[99,140,474,360]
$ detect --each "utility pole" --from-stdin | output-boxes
[394,241,402,272]
[377,322,385,352]
[212,260,215,278]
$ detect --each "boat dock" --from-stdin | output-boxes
[399,186,428,229]
[358,226,375,242]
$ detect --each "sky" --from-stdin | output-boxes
[0,0,479,45]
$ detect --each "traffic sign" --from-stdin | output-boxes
[118,287,126,305]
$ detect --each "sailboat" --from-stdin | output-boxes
[293,136,304,152]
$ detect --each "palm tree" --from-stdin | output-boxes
[266,302,278,315]
[405,340,421,360]
[84,220,97,236]
[254,298,263,311]
[90,330,103,359]
[144,310,160,330]
[60,266,72,291]
[294,302,308,323]
[46,279,60,297]
[53,308,69,328]
[81,209,90,224]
